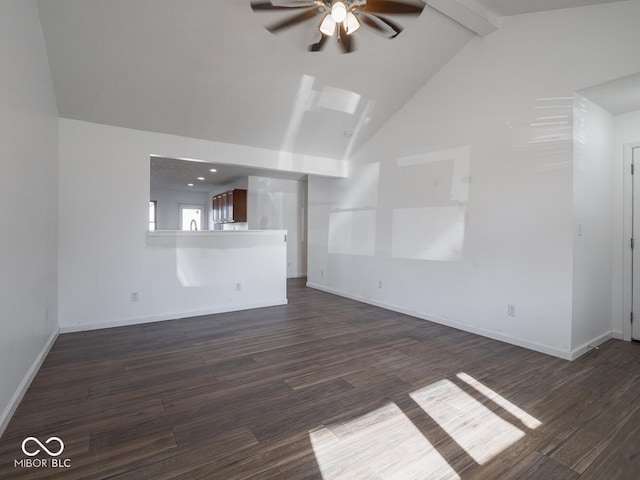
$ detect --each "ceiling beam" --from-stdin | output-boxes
[426,0,500,37]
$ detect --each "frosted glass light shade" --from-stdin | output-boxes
[344,11,360,34]
[331,1,347,23]
[319,14,337,36]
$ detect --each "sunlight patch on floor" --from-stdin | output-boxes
[309,402,460,480]
[456,372,542,429]
[410,379,525,465]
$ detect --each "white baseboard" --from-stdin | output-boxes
[0,328,59,438]
[569,331,616,360]
[306,282,573,360]
[611,330,624,340]
[287,273,307,279]
[59,298,288,333]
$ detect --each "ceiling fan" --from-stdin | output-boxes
[250,0,426,53]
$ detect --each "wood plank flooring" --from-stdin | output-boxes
[1,278,639,479]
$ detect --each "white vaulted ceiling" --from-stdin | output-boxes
[36,0,631,161]
[37,0,473,160]
[476,0,626,17]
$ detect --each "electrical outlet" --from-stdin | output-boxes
[131,292,139,302]
[321,270,324,278]
[378,280,383,289]
[235,282,242,292]
[507,304,516,317]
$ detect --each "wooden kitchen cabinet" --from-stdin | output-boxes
[212,189,247,224]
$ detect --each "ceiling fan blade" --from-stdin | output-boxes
[251,1,316,11]
[338,23,355,54]
[359,12,401,38]
[309,34,329,51]
[362,12,403,37]
[361,0,424,15]
[266,7,319,33]
[272,0,318,4]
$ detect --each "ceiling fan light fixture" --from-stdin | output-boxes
[330,1,348,23]
[251,0,426,53]
[319,13,337,36]
[344,11,360,35]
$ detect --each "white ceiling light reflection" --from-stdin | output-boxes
[174,238,239,287]
[309,402,459,480]
[312,85,361,116]
[392,145,471,263]
[532,97,574,109]
[520,97,574,167]
[392,206,465,262]
[280,74,315,156]
[328,210,376,256]
[327,163,380,257]
[410,379,525,465]
[332,162,379,210]
[398,146,470,203]
[279,74,365,160]
[343,99,375,160]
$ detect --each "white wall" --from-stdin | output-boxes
[571,95,615,354]
[248,176,307,277]
[612,109,640,340]
[58,119,343,330]
[112,230,286,332]
[0,0,59,434]
[150,186,210,230]
[307,1,640,359]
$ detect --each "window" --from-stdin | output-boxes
[149,201,157,231]
[179,204,205,231]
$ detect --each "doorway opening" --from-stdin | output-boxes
[631,146,640,340]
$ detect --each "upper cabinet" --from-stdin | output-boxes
[213,189,247,224]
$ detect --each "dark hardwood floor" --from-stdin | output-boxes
[1,278,639,479]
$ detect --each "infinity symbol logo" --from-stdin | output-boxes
[21,437,65,457]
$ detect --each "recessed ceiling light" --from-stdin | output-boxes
[209,168,217,173]
[197,177,205,181]
[188,183,194,187]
